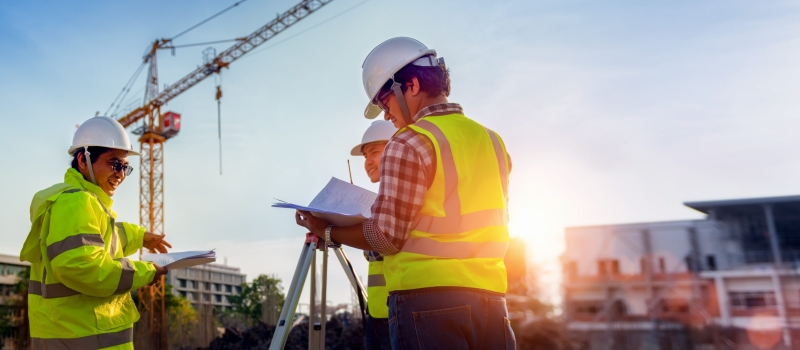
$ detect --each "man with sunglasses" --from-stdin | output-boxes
[296,37,515,349]
[20,116,171,349]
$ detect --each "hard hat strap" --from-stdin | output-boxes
[390,80,413,125]
[84,149,98,186]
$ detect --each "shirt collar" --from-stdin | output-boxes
[413,103,464,122]
[64,167,115,212]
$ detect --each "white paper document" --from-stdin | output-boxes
[272,177,378,226]
[141,250,216,270]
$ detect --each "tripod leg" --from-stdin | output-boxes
[319,247,328,349]
[269,242,316,350]
[309,249,318,350]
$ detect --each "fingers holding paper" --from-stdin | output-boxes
[296,210,330,238]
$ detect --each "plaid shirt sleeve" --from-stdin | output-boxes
[363,129,435,256]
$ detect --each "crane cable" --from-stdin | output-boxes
[242,0,371,60]
[215,73,223,175]
[169,0,249,41]
[105,61,146,116]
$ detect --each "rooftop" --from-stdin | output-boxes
[0,253,30,266]
[684,194,800,214]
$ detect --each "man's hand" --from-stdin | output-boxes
[150,263,168,286]
[295,210,330,238]
[144,232,172,254]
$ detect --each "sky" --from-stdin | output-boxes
[1,0,798,306]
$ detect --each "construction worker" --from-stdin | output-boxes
[350,120,397,350]
[296,37,514,349]
[20,116,172,350]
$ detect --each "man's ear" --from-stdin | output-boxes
[77,152,87,171]
[407,77,421,97]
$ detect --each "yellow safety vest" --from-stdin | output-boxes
[20,168,156,350]
[384,113,510,294]
[366,256,389,318]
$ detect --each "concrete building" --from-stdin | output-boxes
[562,195,800,349]
[166,263,246,312]
[0,254,29,350]
[0,254,29,305]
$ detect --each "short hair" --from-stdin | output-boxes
[380,59,451,98]
[70,147,112,170]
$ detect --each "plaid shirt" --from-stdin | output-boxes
[363,103,510,256]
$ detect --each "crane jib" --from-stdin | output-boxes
[117,0,334,129]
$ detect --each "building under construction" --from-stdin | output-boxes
[562,195,800,349]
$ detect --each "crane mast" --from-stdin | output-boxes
[116,1,335,348]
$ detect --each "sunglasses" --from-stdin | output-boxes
[109,160,134,176]
[374,89,393,114]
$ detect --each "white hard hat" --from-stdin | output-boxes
[361,37,441,119]
[350,120,397,156]
[68,116,139,156]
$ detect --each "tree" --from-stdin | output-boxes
[168,297,198,346]
[226,275,285,327]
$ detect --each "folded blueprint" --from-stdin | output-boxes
[272,177,377,226]
[141,250,216,270]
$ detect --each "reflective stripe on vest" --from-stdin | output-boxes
[368,274,386,287]
[31,327,133,350]
[31,259,135,298]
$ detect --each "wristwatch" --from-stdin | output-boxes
[324,225,334,247]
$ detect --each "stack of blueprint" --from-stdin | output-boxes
[272,177,378,226]
[141,250,216,270]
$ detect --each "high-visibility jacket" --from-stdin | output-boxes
[20,168,156,350]
[366,255,389,318]
[384,113,510,294]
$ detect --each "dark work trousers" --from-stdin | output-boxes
[388,287,516,350]
[365,314,392,350]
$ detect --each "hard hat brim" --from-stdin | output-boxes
[68,144,141,157]
[364,103,383,120]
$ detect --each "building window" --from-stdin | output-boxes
[730,291,777,309]
[179,279,186,288]
[215,294,222,303]
[706,255,717,270]
[597,259,619,276]
[204,294,211,302]
[573,301,605,316]
[179,291,186,298]
[659,257,666,273]
[235,286,242,294]
[187,292,194,301]
[205,282,211,291]
[226,285,232,293]
[215,283,221,291]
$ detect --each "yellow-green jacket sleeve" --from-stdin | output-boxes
[47,192,155,297]
[115,222,146,257]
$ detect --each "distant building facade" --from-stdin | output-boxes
[0,254,29,305]
[0,254,29,350]
[562,195,800,349]
[166,263,246,312]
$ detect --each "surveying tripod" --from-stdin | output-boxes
[269,235,368,350]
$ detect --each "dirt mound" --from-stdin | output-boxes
[201,316,365,350]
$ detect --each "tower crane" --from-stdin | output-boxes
[109,0,334,348]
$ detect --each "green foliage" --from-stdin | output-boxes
[226,275,285,327]
[168,297,198,345]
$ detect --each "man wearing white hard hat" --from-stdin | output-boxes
[296,37,514,349]
[20,116,171,349]
[350,120,396,350]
